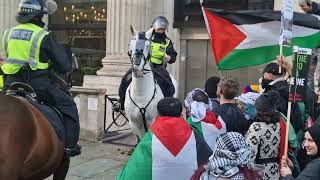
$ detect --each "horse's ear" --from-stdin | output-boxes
[145,27,154,39]
[130,25,138,36]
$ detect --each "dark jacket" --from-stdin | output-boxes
[213,103,248,135]
[264,80,304,134]
[1,19,71,75]
[283,158,320,180]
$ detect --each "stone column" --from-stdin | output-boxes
[0,0,19,57]
[83,0,151,94]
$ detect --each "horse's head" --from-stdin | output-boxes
[128,26,153,77]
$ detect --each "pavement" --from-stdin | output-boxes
[46,140,133,180]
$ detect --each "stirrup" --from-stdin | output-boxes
[112,102,122,112]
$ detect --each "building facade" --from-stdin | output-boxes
[0,0,318,98]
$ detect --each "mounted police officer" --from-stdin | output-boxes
[115,16,177,111]
[0,0,81,157]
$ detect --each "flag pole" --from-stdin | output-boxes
[279,45,283,74]
[284,101,292,159]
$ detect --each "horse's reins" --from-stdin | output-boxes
[129,52,157,133]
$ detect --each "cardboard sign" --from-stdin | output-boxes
[289,46,311,102]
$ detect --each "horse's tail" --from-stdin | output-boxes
[0,95,35,179]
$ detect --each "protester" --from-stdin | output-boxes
[185,88,226,150]
[117,97,212,180]
[235,92,260,124]
[204,76,220,111]
[245,90,281,180]
[213,77,248,135]
[281,125,320,179]
[261,62,303,134]
[193,132,264,180]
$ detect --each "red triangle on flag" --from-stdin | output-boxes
[203,8,247,64]
[151,116,192,157]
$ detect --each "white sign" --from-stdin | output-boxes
[279,0,294,47]
[88,97,98,111]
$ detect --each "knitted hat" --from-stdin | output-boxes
[242,85,260,94]
[254,90,280,113]
[205,76,220,98]
[157,97,182,117]
[235,92,260,105]
[307,125,320,156]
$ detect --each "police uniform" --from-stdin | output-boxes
[1,0,80,156]
[117,16,177,110]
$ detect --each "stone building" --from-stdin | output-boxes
[0,0,317,99]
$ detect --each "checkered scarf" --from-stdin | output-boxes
[200,132,254,180]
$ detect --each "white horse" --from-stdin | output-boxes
[124,27,177,140]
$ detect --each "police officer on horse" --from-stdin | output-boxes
[115,16,177,111]
[1,0,81,157]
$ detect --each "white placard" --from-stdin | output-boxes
[88,97,98,111]
[279,0,294,47]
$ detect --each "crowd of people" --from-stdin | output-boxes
[117,59,320,180]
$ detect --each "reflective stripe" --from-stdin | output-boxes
[29,29,47,68]
[5,58,28,65]
[3,30,9,55]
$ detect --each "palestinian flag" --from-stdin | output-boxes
[117,116,212,180]
[202,7,320,70]
[186,111,226,150]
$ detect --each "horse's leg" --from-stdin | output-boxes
[53,156,70,180]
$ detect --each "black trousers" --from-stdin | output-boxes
[2,69,79,149]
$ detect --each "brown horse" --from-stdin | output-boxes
[0,95,70,180]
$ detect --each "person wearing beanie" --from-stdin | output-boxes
[245,90,282,180]
[204,76,220,111]
[235,92,260,125]
[281,125,320,180]
[184,88,226,150]
[117,97,212,180]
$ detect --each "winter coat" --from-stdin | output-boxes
[264,80,303,134]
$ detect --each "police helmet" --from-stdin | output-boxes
[152,16,169,30]
[16,0,49,23]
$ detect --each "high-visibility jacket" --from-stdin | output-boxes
[1,23,49,74]
[149,38,170,65]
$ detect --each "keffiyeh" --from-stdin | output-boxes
[200,132,254,180]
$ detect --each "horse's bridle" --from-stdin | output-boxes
[128,45,157,133]
[130,52,152,74]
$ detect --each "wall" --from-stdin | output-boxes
[274,0,320,11]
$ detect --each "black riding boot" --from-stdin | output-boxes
[114,69,132,111]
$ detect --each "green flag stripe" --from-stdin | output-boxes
[217,32,320,70]
[117,132,152,180]
[186,117,203,137]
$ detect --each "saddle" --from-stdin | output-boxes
[6,82,65,141]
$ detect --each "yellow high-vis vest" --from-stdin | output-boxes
[1,23,49,74]
[149,38,170,65]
